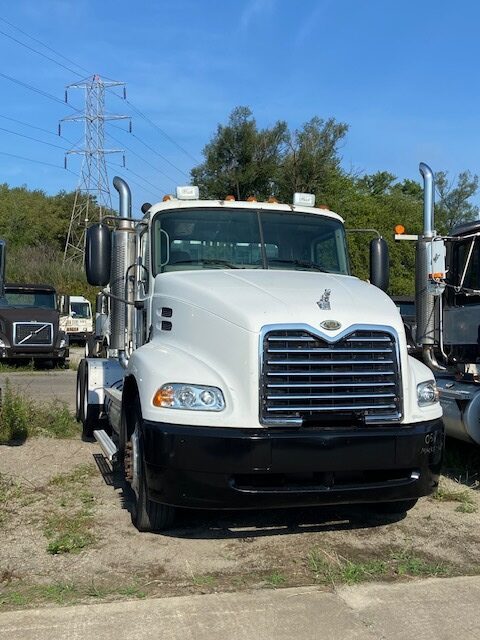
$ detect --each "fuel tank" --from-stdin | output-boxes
[436,376,480,445]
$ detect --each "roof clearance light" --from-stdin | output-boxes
[225,195,235,201]
[293,192,315,207]
[176,185,199,200]
[247,196,257,202]
[163,194,172,202]
[267,196,278,203]
[395,224,406,234]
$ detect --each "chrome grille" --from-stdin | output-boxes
[14,322,53,347]
[261,328,401,425]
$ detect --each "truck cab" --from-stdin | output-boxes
[59,295,93,344]
[0,283,69,365]
[79,179,443,532]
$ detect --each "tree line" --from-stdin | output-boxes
[192,106,479,293]
[0,106,477,295]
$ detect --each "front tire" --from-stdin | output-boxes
[128,406,175,532]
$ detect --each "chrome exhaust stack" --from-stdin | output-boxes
[112,177,136,369]
[416,163,446,371]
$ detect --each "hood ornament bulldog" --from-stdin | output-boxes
[317,289,331,311]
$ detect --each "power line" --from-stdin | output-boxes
[110,91,200,165]
[0,124,67,150]
[108,131,178,186]
[110,121,189,179]
[0,150,74,173]
[0,27,85,78]
[0,71,79,111]
[0,113,77,146]
[0,16,91,76]
[130,132,190,179]
[107,162,160,200]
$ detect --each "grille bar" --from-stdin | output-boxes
[13,322,53,347]
[268,348,392,354]
[267,404,397,412]
[268,382,396,388]
[261,328,401,425]
[268,359,394,366]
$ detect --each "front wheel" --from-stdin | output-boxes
[127,407,175,532]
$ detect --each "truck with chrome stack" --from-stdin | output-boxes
[77,175,444,532]
[397,162,480,447]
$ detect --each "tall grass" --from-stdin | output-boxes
[0,383,79,443]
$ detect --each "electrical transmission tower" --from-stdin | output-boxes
[61,74,130,263]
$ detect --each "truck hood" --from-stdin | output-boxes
[155,269,403,336]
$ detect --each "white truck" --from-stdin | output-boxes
[60,295,93,344]
[78,176,444,532]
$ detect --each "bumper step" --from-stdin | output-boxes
[94,429,118,462]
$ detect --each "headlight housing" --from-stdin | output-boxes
[153,383,225,411]
[59,334,69,349]
[417,380,439,407]
[0,338,5,348]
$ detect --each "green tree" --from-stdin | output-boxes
[435,171,479,233]
[191,106,288,200]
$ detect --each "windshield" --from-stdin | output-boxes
[152,208,349,275]
[4,290,56,309]
[71,302,91,319]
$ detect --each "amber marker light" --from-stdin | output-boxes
[225,195,235,201]
[163,194,172,202]
[153,386,174,407]
[267,196,278,203]
[394,224,406,234]
[247,196,257,202]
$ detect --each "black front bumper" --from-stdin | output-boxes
[142,418,444,510]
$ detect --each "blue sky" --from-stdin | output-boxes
[0,0,479,213]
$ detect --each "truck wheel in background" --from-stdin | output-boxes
[128,403,175,532]
[373,499,418,515]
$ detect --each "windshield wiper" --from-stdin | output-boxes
[171,259,239,269]
[266,258,330,272]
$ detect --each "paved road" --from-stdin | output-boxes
[1,576,479,640]
[0,370,77,410]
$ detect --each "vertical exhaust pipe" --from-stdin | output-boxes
[0,240,5,298]
[419,162,434,237]
[113,176,132,219]
[112,177,135,369]
[417,162,446,371]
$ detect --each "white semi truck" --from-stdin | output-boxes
[78,176,444,532]
[396,163,480,446]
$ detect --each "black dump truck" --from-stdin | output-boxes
[0,283,69,366]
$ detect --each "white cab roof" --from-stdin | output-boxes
[142,199,344,225]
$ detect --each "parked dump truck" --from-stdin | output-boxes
[59,295,93,344]
[77,177,443,532]
[396,163,480,446]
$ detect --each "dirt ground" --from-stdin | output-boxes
[1,435,480,610]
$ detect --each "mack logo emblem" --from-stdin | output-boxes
[317,289,331,310]
[320,319,341,331]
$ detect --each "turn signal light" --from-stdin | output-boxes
[153,386,174,407]
[395,224,405,234]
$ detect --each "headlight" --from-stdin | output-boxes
[0,338,5,348]
[153,383,225,411]
[59,335,69,348]
[417,381,439,406]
